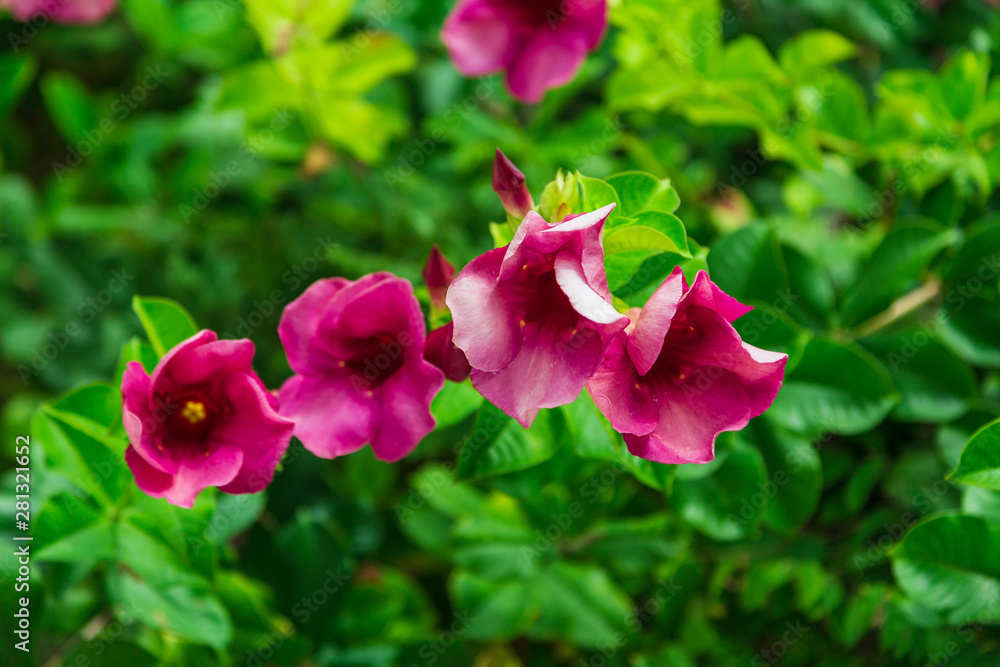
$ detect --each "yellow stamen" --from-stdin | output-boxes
[181,400,207,424]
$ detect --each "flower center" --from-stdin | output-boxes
[343,333,407,390]
[499,0,568,26]
[181,400,207,424]
[164,394,216,446]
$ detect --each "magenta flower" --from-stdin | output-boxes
[425,322,472,382]
[493,149,534,218]
[587,267,788,465]
[423,245,457,312]
[278,273,446,461]
[121,331,294,509]
[441,0,608,103]
[448,204,628,427]
[1,0,117,23]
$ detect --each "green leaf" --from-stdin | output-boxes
[580,176,621,224]
[745,419,822,535]
[707,223,788,304]
[115,337,159,386]
[605,171,680,217]
[863,334,975,423]
[951,419,1000,490]
[528,562,634,649]
[243,0,353,53]
[107,570,234,649]
[456,403,567,482]
[841,221,957,327]
[778,29,857,80]
[449,573,537,641]
[891,514,1000,625]
[940,49,989,121]
[31,385,128,507]
[0,53,37,117]
[767,338,897,437]
[604,212,691,289]
[566,393,676,493]
[672,445,768,541]
[40,71,98,145]
[132,295,199,358]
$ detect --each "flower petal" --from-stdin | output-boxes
[472,322,605,427]
[371,362,446,462]
[279,277,352,373]
[554,252,628,325]
[122,361,178,476]
[441,0,518,76]
[586,334,658,436]
[278,373,375,459]
[625,368,750,464]
[506,27,590,103]
[163,444,244,509]
[214,374,295,495]
[628,266,686,375]
[449,247,523,372]
[683,270,753,323]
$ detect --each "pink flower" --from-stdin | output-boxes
[493,149,534,218]
[278,273,446,461]
[587,267,788,465]
[2,0,117,23]
[121,331,294,509]
[424,322,472,382]
[423,245,457,312]
[448,204,628,427]
[441,0,608,103]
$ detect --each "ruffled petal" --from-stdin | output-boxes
[554,251,628,325]
[278,373,375,459]
[586,334,658,436]
[154,337,255,391]
[322,274,424,350]
[683,270,754,323]
[125,446,173,496]
[472,321,605,427]
[121,361,178,476]
[627,266,686,375]
[278,277,352,373]
[625,368,750,464]
[506,27,591,103]
[449,247,522,372]
[162,444,244,509]
[673,304,788,417]
[214,374,295,495]
[370,362,446,462]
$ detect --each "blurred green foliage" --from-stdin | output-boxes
[4,0,1000,666]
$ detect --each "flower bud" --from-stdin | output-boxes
[422,245,456,312]
[493,149,534,219]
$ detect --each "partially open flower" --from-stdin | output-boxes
[278,273,446,461]
[422,245,457,313]
[1,0,117,23]
[448,204,628,427]
[493,149,534,219]
[122,331,294,509]
[442,0,608,103]
[424,322,472,382]
[587,267,788,464]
